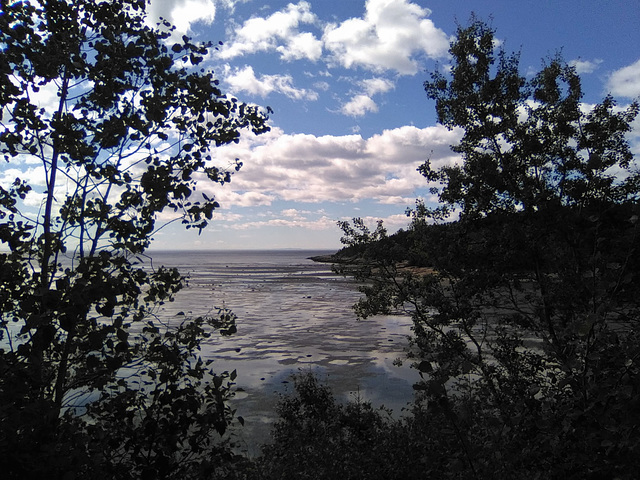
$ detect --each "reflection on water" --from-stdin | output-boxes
[148,250,419,452]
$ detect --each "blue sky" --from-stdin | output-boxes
[5,0,640,251]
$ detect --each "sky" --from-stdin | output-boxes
[5,0,640,251]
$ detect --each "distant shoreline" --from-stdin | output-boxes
[307,254,338,263]
[308,252,366,265]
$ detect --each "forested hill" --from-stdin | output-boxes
[310,225,415,265]
[313,201,640,278]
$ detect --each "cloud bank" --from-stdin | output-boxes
[201,124,462,207]
[218,0,450,75]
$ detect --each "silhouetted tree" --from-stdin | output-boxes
[0,0,269,478]
[340,18,640,479]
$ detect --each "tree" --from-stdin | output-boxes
[340,19,640,479]
[0,0,269,477]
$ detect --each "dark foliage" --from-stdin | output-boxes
[0,1,269,478]
[252,373,436,480]
[335,18,640,479]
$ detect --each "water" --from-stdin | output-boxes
[147,250,419,453]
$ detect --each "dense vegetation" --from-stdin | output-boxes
[0,1,268,478]
[227,18,640,480]
[2,1,639,478]
[328,19,640,480]
[262,18,640,480]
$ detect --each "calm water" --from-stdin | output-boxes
[147,250,418,452]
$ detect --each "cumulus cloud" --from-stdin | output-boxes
[220,1,322,61]
[569,58,603,74]
[198,124,462,208]
[277,31,323,61]
[281,208,309,220]
[219,0,449,73]
[361,77,395,95]
[214,190,276,207]
[225,65,318,100]
[1,167,45,189]
[323,0,450,74]
[148,0,217,35]
[607,59,640,98]
[339,77,395,116]
[341,95,378,116]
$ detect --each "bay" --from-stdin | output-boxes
[147,249,418,453]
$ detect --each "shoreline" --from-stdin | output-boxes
[307,254,339,263]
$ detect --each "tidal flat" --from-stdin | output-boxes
[149,250,418,452]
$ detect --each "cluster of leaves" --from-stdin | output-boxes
[239,371,563,480]
[239,373,437,480]
[0,1,268,478]
[336,19,640,479]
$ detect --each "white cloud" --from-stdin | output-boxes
[339,77,395,117]
[199,124,462,209]
[148,0,216,35]
[2,166,48,192]
[211,207,410,239]
[323,0,450,74]
[361,77,395,96]
[27,81,60,114]
[277,31,323,61]
[341,95,378,116]
[214,190,276,207]
[219,0,449,73]
[225,65,318,100]
[569,58,603,74]
[217,0,246,12]
[281,208,308,220]
[225,215,335,231]
[607,59,640,98]
[313,81,330,91]
[220,1,322,61]
[214,211,244,222]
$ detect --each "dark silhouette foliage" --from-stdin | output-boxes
[0,0,268,478]
[336,19,640,479]
[251,373,435,480]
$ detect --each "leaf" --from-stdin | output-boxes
[461,360,474,374]
[417,360,433,373]
[116,328,129,342]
